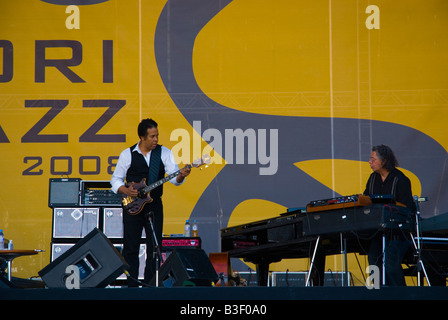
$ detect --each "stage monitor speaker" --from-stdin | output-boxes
[153,248,218,287]
[39,228,129,288]
[48,178,81,207]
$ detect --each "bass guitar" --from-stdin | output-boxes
[121,155,210,215]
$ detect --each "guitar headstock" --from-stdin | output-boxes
[192,154,211,169]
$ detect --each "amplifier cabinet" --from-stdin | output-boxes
[103,207,146,239]
[80,180,121,207]
[103,208,124,238]
[48,178,81,207]
[51,243,72,261]
[161,237,201,250]
[52,207,99,238]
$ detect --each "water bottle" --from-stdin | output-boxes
[184,220,191,237]
[192,220,198,237]
[0,230,4,250]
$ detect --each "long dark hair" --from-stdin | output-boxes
[372,144,398,172]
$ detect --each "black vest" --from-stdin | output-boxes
[126,144,165,199]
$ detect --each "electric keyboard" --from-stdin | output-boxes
[221,203,415,286]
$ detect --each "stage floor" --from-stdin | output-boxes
[2,285,448,300]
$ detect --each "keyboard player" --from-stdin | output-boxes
[363,144,416,286]
[310,145,416,287]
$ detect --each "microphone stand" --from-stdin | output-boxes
[145,211,164,287]
[412,196,430,286]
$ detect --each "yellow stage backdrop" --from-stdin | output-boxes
[1,0,447,286]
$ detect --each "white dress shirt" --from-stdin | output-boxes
[111,143,183,194]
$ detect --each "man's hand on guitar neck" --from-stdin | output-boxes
[176,165,191,184]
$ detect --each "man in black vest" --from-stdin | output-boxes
[111,118,190,286]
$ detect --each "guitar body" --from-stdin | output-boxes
[121,179,154,215]
[120,155,210,215]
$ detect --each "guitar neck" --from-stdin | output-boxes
[143,164,192,193]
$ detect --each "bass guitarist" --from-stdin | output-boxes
[111,118,190,286]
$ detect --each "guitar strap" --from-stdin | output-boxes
[148,144,162,184]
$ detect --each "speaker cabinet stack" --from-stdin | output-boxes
[46,178,135,287]
[44,178,204,287]
[48,179,122,241]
